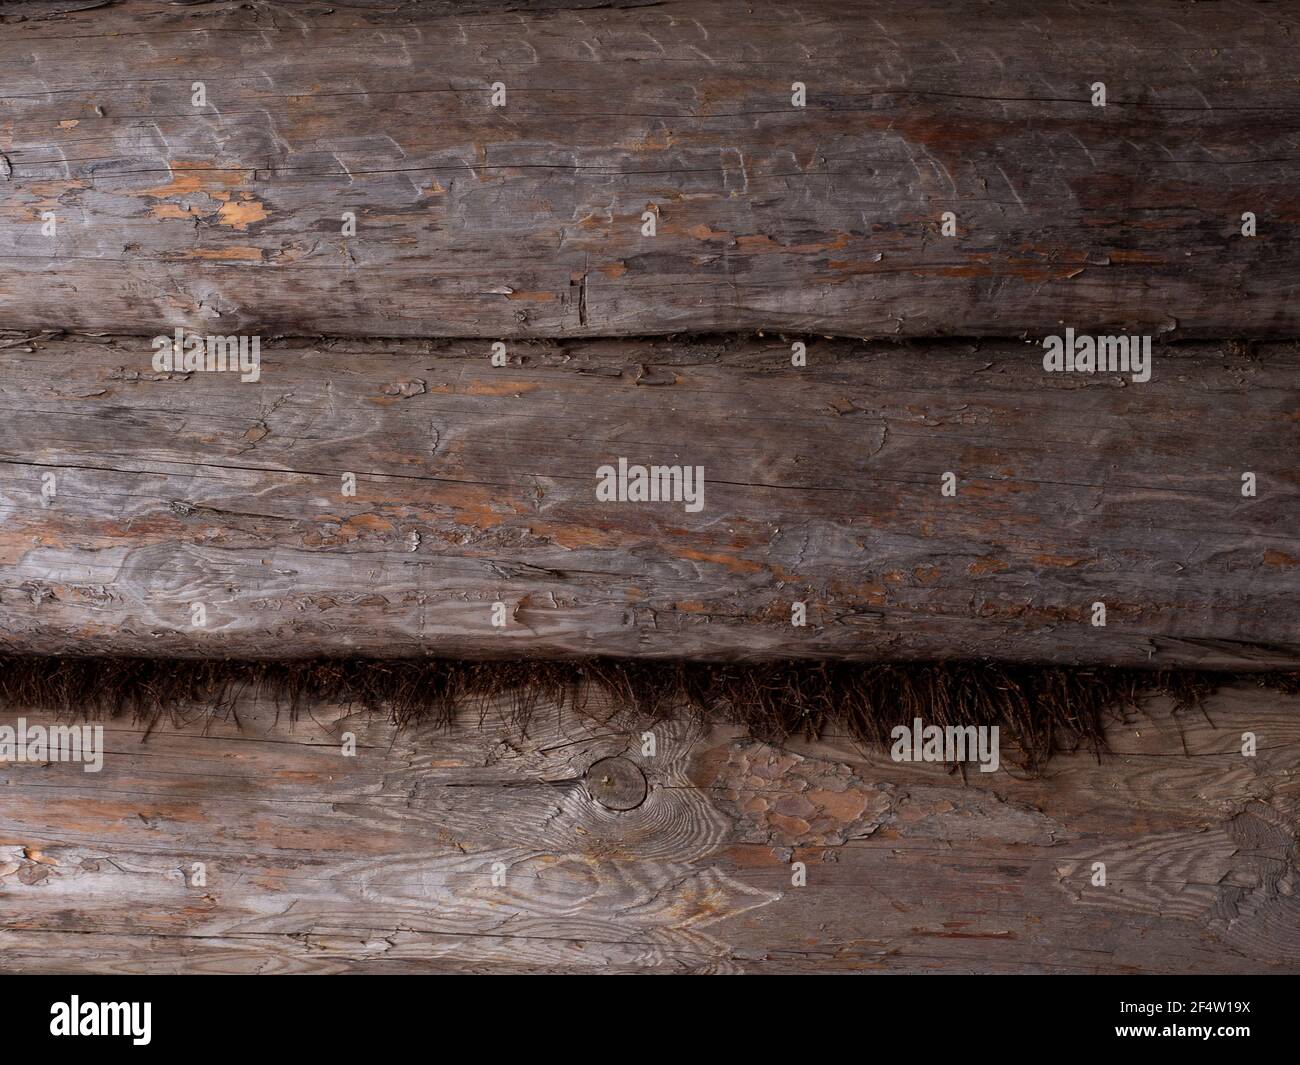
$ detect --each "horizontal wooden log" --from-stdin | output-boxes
[2,683,1297,973]
[1,332,1296,665]
[0,0,1297,338]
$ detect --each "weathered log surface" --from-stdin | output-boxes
[0,0,1297,338]
[2,333,1297,665]
[2,683,1297,974]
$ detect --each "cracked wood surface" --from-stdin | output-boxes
[3,334,1297,665]
[1,682,1297,974]
[0,0,1297,338]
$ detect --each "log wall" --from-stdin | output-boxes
[2,0,1298,976]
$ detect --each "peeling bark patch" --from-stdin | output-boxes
[695,742,894,847]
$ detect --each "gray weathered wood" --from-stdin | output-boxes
[2,333,1297,666]
[0,0,1296,338]
[1,682,1296,973]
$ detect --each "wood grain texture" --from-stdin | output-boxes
[0,0,1296,338]
[2,333,1297,665]
[1,682,1297,974]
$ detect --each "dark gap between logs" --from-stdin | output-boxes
[1,655,1295,773]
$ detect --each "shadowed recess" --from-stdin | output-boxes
[0,656,1295,772]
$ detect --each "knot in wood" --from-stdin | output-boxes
[584,756,647,811]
